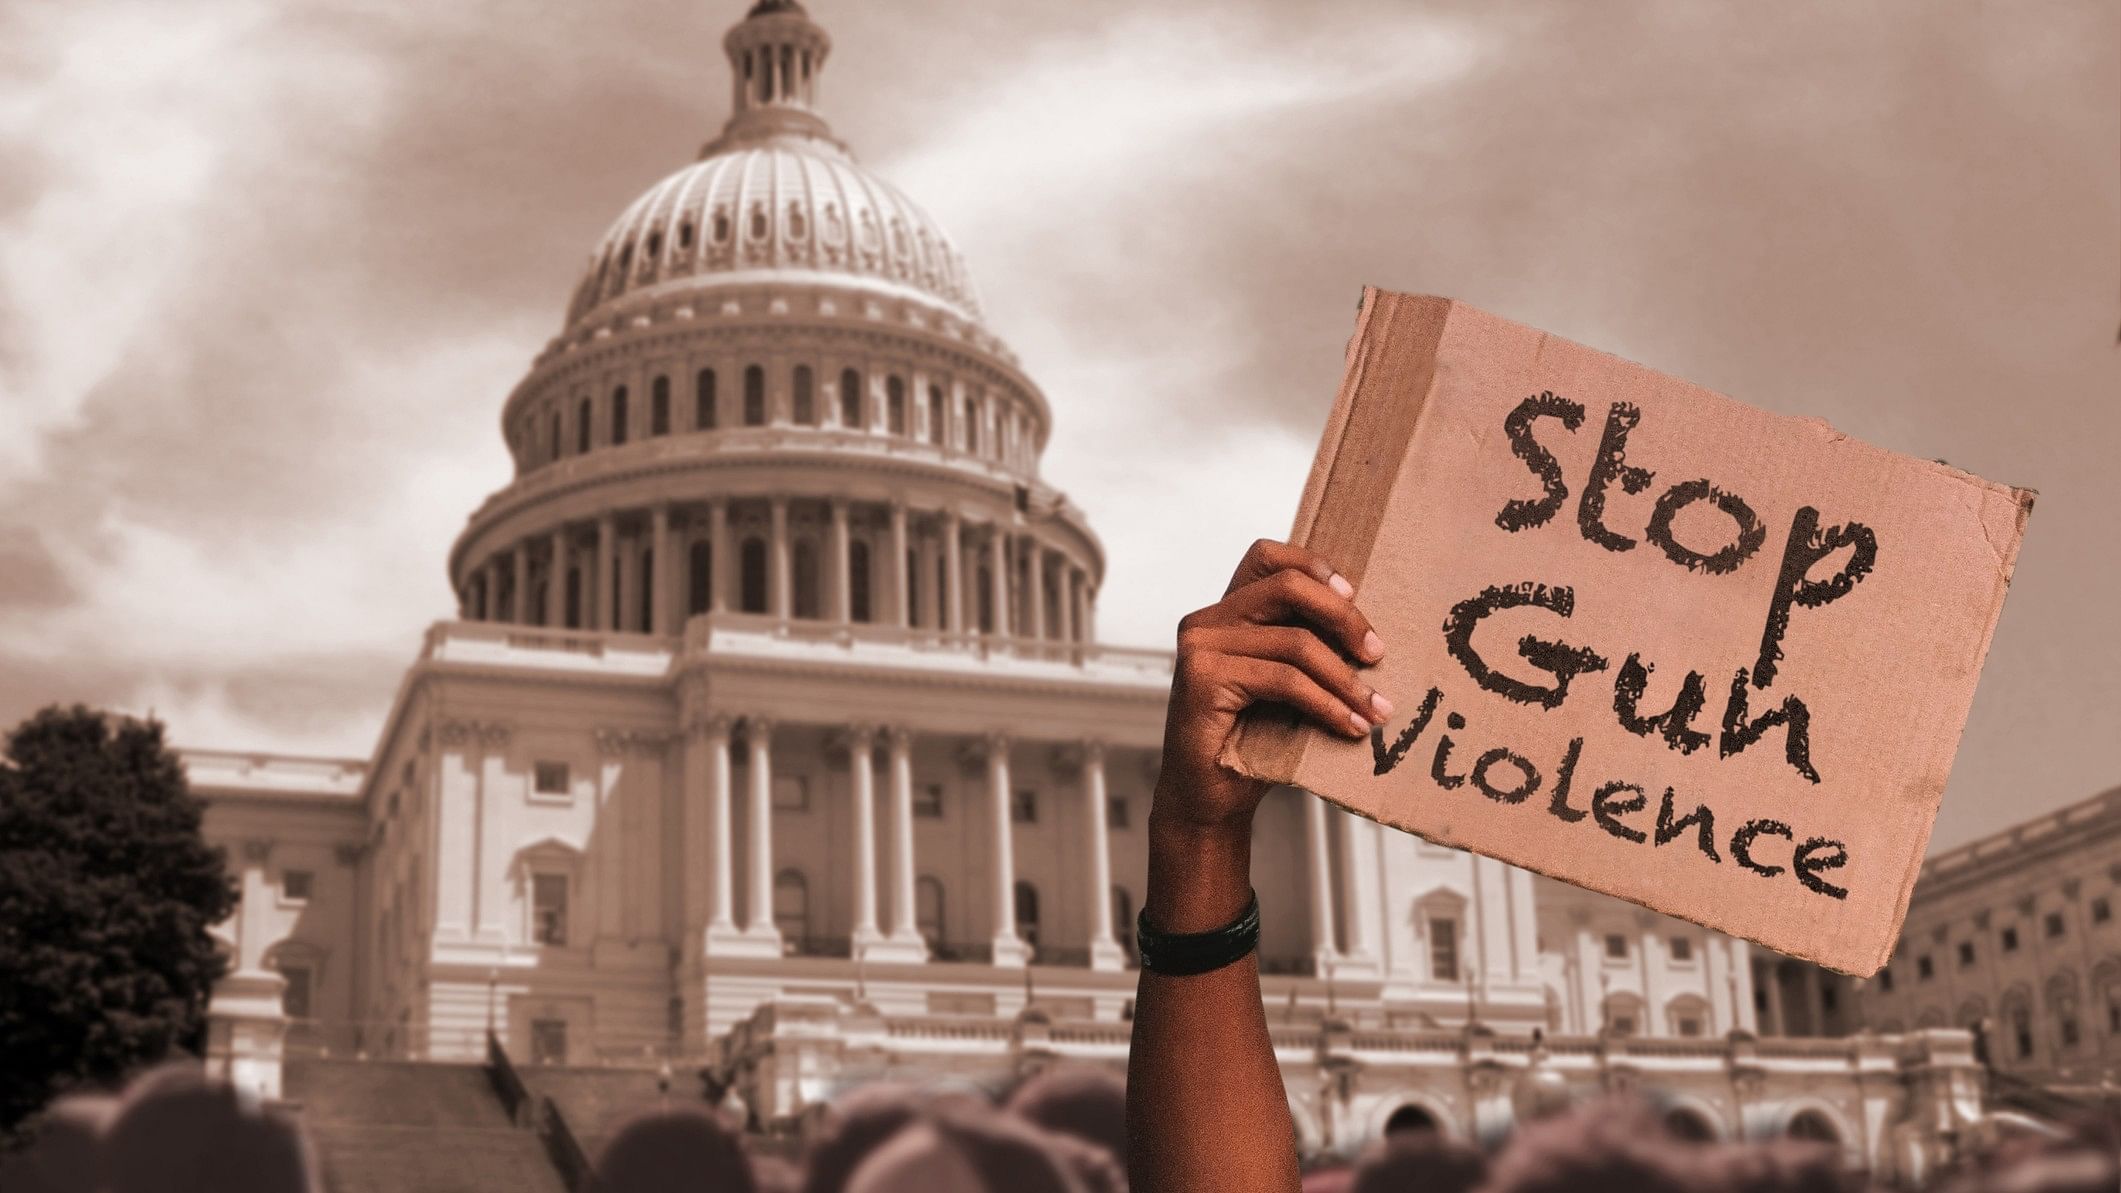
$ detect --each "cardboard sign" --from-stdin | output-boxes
[1226,290,2033,975]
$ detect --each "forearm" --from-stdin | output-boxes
[1125,810,1300,1193]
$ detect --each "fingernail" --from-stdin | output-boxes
[1361,630,1385,660]
[1370,691,1394,720]
[1345,709,1372,735]
[1328,572,1355,599]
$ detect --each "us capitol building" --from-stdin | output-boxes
[181,0,1989,1172]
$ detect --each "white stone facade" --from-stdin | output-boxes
[182,0,1988,1171]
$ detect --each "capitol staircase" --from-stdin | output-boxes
[281,1056,569,1193]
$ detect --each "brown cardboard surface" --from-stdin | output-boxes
[1225,289,2034,975]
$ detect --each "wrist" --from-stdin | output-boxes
[1145,810,1254,933]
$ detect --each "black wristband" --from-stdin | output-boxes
[1135,891,1260,976]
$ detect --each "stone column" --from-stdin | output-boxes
[546,530,566,629]
[1056,565,1076,647]
[986,734,1028,967]
[1337,811,1383,979]
[944,511,964,634]
[987,527,1010,637]
[596,515,616,631]
[614,532,635,633]
[888,502,909,628]
[769,498,791,623]
[829,498,852,623]
[1084,742,1125,970]
[848,724,882,952]
[708,499,729,614]
[651,504,672,635]
[512,542,530,626]
[700,715,737,936]
[1305,795,1341,974]
[745,718,781,947]
[1026,539,1047,641]
[881,727,926,959]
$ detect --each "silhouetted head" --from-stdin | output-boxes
[1,1092,120,1193]
[1350,1127,1486,1193]
[845,1104,1086,1193]
[101,1064,314,1193]
[596,1107,758,1193]
[1004,1067,1127,1164]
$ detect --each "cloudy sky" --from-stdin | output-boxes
[1,0,2113,851]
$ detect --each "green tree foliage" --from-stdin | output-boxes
[0,705,235,1144]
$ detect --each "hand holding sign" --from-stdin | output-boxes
[1226,291,2033,974]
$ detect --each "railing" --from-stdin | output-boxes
[538,1095,596,1193]
[487,1031,534,1126]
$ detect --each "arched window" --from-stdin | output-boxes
[610,385,629,445]
[1014,881,1041,950]
[1383,1105,1439,1137]
[637,548,654,631]
[743,365,767,426]
[740,537,768,614]
[1666,994,1711,1038]
[565,568,583,629]
[1784,1110,1840,1144]
[792,365,815,425]
[839,368,862,429]
[928,384,945,445]
[792,540,820,620]
[1603,992,1644,1037]
[905,547,919,625]
[650,375,670,435]
[916,876,946,945]
[1664,1107,1717,1143]
[849,540,873,623]
[695,369,718,429]
[577,398,593,453]
[688,540,712,616]
[886,375,907,435]
[773,869,810,944]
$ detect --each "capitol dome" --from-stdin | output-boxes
[566,145,982,332]
[562,0,980,333]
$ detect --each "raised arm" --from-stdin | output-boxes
[1125,539,1389,1193]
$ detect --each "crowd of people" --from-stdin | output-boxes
[3,1060,2116,1193]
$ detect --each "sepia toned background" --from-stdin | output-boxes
[0,0,2114,851]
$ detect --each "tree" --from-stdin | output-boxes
[0,705,235,1145]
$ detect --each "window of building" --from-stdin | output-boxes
[915,876,945,944]
[532,873,570,946]
[2046,912,2067,939]
[849,541,873,623]
[1917,954,1935,981]
[839,368,863,429]
[1675,1013,1704,1038]
[792,540,821,619]
[638,549,654,630]
[743,365,767,426]
[1957,941,1976,968]
[650,375,671,435]
[688,541,712,616]
[1010,788,1038,824]
[914,783,945,819]
[2061,1014,2082,1049]
[1107,795,1130,830]
[1610,1013,1637,1036]
[1668,936,1694,963]
[532,761,570,798]
[2012,1007,2033,1058]
[740,538,768,613]
[696,369,718,429]
[281,869,314,904]
[2094,897,2112,925]
[793,365,815,425]
[1877,965,1894,993]
[2107,990,2121,1035]
[1014,881,1041,949]
[577,398,592,453]
[1821,984,1838,1012]
[610,385,629,445]
[530,1018,568,1066]
[773,869,809,942]
[565,567,583,628]
[279,964,313,1020]
[772,776,809,812]
[904,547,919,625]
[547,411,561,463]
[2002,926,2020,952]
[887,375,907,435]
[1604,933,1629,961]
[928,384,945,444]
[1428,915,1460,983]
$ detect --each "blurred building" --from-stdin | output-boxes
[180,0,1986,1170]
